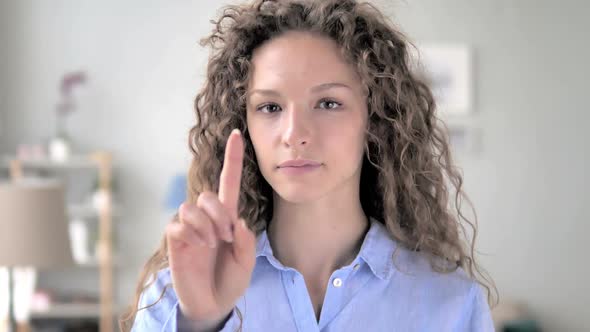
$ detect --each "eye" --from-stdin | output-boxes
[256,103,282,113]
[317,99,342,110]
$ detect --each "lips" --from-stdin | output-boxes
[278,159,322,168]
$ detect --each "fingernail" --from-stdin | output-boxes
[232,128,241,136]
[240,219,247,229]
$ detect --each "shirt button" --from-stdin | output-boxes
[332,278,343,287]
[353,264,360,271]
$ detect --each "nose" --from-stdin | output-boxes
[281,104,311,148]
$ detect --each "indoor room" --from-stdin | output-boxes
[1,1,588,331]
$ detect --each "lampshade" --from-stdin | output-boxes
[0,179,74,268]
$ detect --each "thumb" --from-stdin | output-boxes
[232,218,256,268]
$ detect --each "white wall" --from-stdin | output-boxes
[385,1,590,330]
[0,0,588,330]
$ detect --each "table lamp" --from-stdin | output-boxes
[0,179,74,332]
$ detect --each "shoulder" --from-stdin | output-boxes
[386,246,493,330]
[368,219,477,297]
[365,218,488,310]
[384,244,484,306]
[392,245,475,291]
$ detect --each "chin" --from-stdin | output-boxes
[271,183,327,205]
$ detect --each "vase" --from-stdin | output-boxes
[68,218,90,264]
[48,135,71,162]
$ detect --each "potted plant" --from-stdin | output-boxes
[49,71,87,162]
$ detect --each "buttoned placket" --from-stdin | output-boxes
[316,261,365,330]
[278,259,368,332]
[282,270,320,332]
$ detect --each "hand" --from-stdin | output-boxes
[165,129,256,330]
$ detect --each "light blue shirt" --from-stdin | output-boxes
[131,218,494,331]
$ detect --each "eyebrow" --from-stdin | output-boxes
[247,82,353,98]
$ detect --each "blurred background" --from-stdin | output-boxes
[0,0,588,331]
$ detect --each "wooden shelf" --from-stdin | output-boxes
[8,151,116,332]
[68,203,121,219]
[31,303,102,319]
[30,302,126,320]
[75,255,121,268]
[0,155,101,169]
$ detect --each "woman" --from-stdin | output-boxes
[121,0,497,331]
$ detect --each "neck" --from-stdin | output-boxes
[267,185,369,280]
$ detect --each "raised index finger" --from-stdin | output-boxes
[218,128,244,221]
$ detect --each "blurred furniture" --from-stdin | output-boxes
[492,300,541,332]
[0,179,74,332]
[0,152,116,332]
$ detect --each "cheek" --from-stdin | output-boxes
[322,120,366,169]
[324,114,366,146]
[247,122,274,169]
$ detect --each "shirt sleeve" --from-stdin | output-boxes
[130,268,241,332]
[130,269,178,332]
[464,282,495,332]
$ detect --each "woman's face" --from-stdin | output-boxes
[246,31,368,204]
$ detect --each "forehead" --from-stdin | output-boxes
[248,31,361,89]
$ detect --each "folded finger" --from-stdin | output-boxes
[197,191,234,243]
[179,202,218,248]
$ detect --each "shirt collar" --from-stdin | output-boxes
[255,216,397,280]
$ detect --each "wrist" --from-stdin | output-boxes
[177,306,234,332]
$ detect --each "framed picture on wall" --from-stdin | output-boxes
[410,43,473,118]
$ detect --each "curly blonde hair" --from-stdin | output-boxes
[119,0,497,330]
